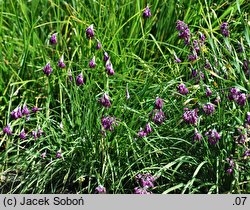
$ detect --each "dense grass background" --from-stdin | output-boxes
[0,0,249,193]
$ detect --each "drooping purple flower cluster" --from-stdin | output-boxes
[152,110,165,125]
[228,87,247,106]
[96,40,101,50]
[203,103,215,115]
[177,83,189,95]
[50,33,57,45]
[105,60,115,75]
[3,124,12,136]
[86,24,94,39]
[101,116,117,131]
[58,55,66,68]
[43,62,53,76]
[183,108,198,125]
[155,97,164,110]
[89,56,96,68]
[193,128,202,142]
[19,128,27,140]
[142,5,151,18]
[137,123,152,138]
[205,129,221,145]
[99,93,111,108]
[76,73,84,86]
[220,22,229,37]
[226,157,235,174]
[176,20,190,45]
[95,185,106,194]
[134,173,156,194]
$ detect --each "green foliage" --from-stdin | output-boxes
[0,0,249,194]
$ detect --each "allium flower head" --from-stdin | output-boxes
[10,109,18,120]
[205,129,220,145]
[19,128,26,140]
[220,22,229,37]
[105,60,115,75]
[193,128,202,142]
[177,83,189,95]
[58,55,66,68]
[3,124,12,136]
[155,97,164,110]
[89,56,96,68]
[228,87,240,101]
[103,52,109,62]
[86,24,94,39]
[203,103,215,115]
[143,5,151,18]
[76,73,84,86]
[144,123,152,134]
[183,108,198,125]
[96,40,101,50]
[152,110,165,125]
[99,93,111,108]
[95,185,106,194]
[135,173,156,189]
[206,87,212,97]
[176,20,188,31]
[237,93,246,106]
[101,116,117,131]
[43,62,53,76]
[50,33,57,45]
[138,129,147,138]
[22,104,30,115]
[134,187,152,194]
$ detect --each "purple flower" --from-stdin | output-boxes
[17,107,23,118]
[3,124,12,136]
[58,55,66,68]
[96,40,101,50]
[86,24,94,39]
[99,93,111,108]
[32,106,42,113]
[134,187,152,194]
[174,54,182,63]
[138,129,147,138]
[245,112,250,125]
[243,59,249,73]
[10,109,18,120]
[155,97,164,110]
[237,93,246,106]
[214,95,221,105]
[37,128,44,138]
[76,73,84,86]
[95,185,106,194]
[43,62,53,76]
[176,20,188,31]
[199,32,206,42]
[105,60,115,75]
[203,103,215,115]
[19,128,26,140]
[103,52,109,62]
[183,108,198,125]
[143,5,151,18]
[89,56,96,68]
[101,116,117,131]
[152,110,165,125]
[228,87,240,101]
[135,173,156,189]
[204,60,211,69]
[226,168,233,174]
[206,87,212,97]
[50,33,57,45]
[188,52,198,61]
[205,129,220,145]
[243,149,250,158]
[193,40,200,52]
[193,128,202,142]
[226,157,235,168]
[144,123,152,134]
[22,104,30,115]
[32,130,38,140]
[56,151,62,158]
[41,151,46,159]
[177,83,189,95]
[220,22,229,37]
[68,69,73,82]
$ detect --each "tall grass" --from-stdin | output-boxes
[0,0,249,193]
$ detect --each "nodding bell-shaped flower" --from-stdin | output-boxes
[76,73,84,86]
[103,52,109,62]
[68,69,73,82]
[19,128,26,140]
[220,22,229,37]
[43,62,53,76]
[105,60,115,75]
[50,33,57,45]
[22,104,30,115]
[177,83,189,95]
[86,24,94,39]
[155,97,164,110]
[143,5,152,18]
[99,93,111,108]
[3,124,12,136]
[193,128,202,142]
[89,56,96,68]
[96,40,101,50]
[58,55,66,68]
[95,185,106,194]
